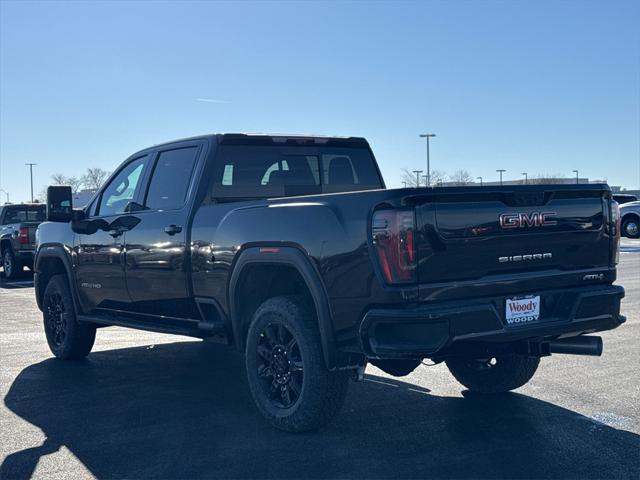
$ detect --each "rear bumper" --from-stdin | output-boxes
[359,284,625,359]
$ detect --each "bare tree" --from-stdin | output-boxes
[529,174,568,185]
[81,168,110,190]
[402,168,452,188]
[51,173,67,185]
[401,168,421,187]
[50,173,83,193]
[66,176,83,193]
[429,169,449,186]
[37,186,48,204]
[450,169,473,185]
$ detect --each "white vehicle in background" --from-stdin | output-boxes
[620,201,640,238]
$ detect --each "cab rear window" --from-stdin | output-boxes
[212,145,382,199]
[2,207,46,224]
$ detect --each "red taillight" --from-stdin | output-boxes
[611,201,621,265]
[372,209,417,284]
[18,227,29,244]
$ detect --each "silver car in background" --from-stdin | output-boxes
[620,201,640,238]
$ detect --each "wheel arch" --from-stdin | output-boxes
[228,246,338,369]
[35,245,79,312]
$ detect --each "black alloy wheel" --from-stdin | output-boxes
[42,274,96,359]
[44,291,68,348]
[256,322,304,409]
[245,295,350,432]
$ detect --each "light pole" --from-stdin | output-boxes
[402,181,407,188]
[476,176,483,186]
[0,188,8,204]
[419,133,436,187]
[496,169,506,186]
[521,172,528,185]
[573,170,579,184]
[412,170,423,188]
[25,163,37,203]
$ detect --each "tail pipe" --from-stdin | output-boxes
[546,336,603,356]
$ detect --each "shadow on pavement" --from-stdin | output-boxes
[2,341,639,479]
[0,270,34,289]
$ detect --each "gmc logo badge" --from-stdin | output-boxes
[499,212,558,229]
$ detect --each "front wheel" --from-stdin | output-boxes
[446,354,540,394]
[245,296,350,432]
[43,275,96,359]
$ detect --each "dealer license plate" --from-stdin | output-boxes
[505,295,540,325]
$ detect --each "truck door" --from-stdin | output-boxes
[76,155,149,311]
[123,142,202,319]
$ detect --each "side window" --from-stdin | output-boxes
[145,147,199,211]
[97,156,147,216]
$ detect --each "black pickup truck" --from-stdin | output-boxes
[35,133,625,432]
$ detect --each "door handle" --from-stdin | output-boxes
[108,227,127,238]
[164,225,183,236]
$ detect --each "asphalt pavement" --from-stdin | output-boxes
[1,240,638,479]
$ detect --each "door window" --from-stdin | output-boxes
[97,156,147,216]
[145,147,199,211]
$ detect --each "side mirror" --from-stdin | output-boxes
[47,186,73,222]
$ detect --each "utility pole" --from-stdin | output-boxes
[419,133,436,187]
[496,169,506,186]
[573,170,579,184]
[412,170,423,188]
[0,188,9,204]
[25,163,37,202]
[521,172,528,185]
[476,176,483,186]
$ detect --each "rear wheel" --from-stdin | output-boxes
[43,275,96,359]
[3,249,20,280]
[622,216,639,238]
[446,354,540,394]
[245,296,350,432]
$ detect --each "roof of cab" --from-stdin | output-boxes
[147,132,369,149]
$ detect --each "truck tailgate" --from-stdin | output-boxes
[413,187,612,284]
[19,222,39,250]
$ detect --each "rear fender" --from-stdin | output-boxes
[228,246,338,369]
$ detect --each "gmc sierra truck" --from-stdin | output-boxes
[35,133,625,432]
[1,203,46,279]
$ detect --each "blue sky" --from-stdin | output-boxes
[1,0,638,202]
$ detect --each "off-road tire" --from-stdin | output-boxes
[43,275,96,359]
[245,295,350,432]
[3,249,20,280]
[446,354,540,394]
